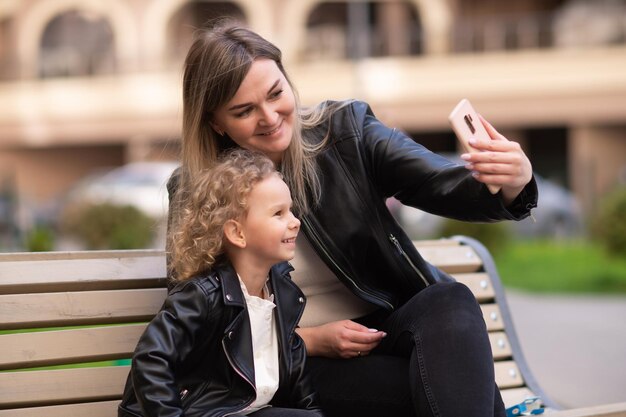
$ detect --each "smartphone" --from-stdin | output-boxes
[448,98,501,194]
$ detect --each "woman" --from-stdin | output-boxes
[168,20,537,417]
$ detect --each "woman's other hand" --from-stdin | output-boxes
[460,115,533,206]
[296,320,386,359]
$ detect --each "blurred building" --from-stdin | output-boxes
[0,0,625,231]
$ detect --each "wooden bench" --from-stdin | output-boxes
[1,236,625,417]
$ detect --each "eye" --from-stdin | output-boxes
[235,107,253,118]
[269,89,283,100]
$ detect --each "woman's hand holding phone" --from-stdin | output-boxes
[449,99,533,204]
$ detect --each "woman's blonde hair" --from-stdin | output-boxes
[170,149,277,281]
[179,19,343,216]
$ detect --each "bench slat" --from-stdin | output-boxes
[0,254,166,294]
[489,331,512,360]
[495,360,525,389]
[482,304,504,331]
[415,245,483,273]
[452,273,495,302]
[0,249,163,262]
[0,324,147,370]
[0,289,166,330]
[0,366,128,408]
[0,400,119,417]
[0,363,526,410]
[499,387,536,408]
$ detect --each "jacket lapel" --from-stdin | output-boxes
[217,263,256,390]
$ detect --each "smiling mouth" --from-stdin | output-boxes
[258,120,283,136]
[282,237,297,244]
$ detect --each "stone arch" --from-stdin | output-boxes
[17,0,138,78]
[143,0,274,70]
[279,0,452,61]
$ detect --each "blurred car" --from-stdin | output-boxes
[389,165,583,240]
[62,161,178,219]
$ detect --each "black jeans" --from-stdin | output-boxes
[234,407,325,416]
[305,282,506,417]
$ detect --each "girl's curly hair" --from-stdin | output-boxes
[169,149,277,281]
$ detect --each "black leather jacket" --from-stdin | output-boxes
[167,100,537,312]
[296,100,537,310]
[118,262,321,417]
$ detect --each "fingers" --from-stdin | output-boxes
[464,116,533,201]
[334,320,386,359]
[462,138,521,157]
[479,114,508,142]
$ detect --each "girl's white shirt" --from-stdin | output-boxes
[237,276,280,414]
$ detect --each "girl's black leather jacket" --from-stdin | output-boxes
[118,262,321,417]
[166,100,537,313]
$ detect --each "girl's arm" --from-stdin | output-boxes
[131,280,212,416]
[286,332,326,412]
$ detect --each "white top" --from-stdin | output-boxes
[290,234,377,327]
[238,277,280,415]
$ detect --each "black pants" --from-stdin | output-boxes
[305,282,506,417]
[234,407,325,416]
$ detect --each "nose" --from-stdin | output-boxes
[289,213,301,230]
[258,103,279,127]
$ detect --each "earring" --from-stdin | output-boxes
[215,128,224,136]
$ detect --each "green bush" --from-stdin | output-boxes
[438,219,512,255]
[25,225,55,252]
[591,187,626,257]
[61,203,155,250]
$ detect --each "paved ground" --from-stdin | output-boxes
[505,290,626,409]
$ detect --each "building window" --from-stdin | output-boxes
[166,1,246,68]
[451,0,626,53]
[305,1,422,60]
[39,10,115,78]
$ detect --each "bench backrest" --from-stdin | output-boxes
[0,237,549,416]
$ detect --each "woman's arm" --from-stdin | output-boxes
[357,103,537,221]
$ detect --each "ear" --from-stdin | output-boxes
[209,121,225,136]
[223,219,246,249]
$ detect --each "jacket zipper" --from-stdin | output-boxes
[388,234,430,288]
[221,338,255,416]
[302,217,394,310]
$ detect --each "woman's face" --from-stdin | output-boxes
[211,59,296,164]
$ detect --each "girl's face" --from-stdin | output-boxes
[211,59,296,164]
[240,173,300,265]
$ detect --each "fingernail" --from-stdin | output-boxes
[460,153,470,160]
[471,171,479,178]
[382,332,388,338]
[368,328,378,333]
[468,139,477,145]
[465,163,473,170]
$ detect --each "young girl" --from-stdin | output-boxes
[118,149,324,417]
